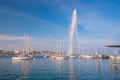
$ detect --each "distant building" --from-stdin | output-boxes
[0,50,6,54]
[0,50,3,53]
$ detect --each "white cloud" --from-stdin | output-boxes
[0,34,24,50]
[77,12,120,37]
[0,34,24,40]
[78,37,120,46]
[0,34,61,50]
[0,34,119,51]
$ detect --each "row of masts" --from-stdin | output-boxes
[40,45,120,56]
[23,34,31,55]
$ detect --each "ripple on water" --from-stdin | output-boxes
[0,57,120,80]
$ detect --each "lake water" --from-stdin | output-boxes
[0,56,120,80]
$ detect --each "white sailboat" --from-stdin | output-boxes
[110,48,120,59]
[51,41,66,60]
[12,34,34,60]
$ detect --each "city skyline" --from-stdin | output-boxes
[0,0,120,50]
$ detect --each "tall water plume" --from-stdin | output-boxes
[68,9,77,55]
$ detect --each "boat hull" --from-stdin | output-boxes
[51,55,66,60]
[110,56,120,59]
[12,55,34,60]
[79,55,93,58]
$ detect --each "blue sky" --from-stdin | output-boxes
[0,0,120,50]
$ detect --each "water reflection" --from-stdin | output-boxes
[97,59,101,74]
[109,59,113,74]
[1,57,120,80]
[109,58,120,76]
[113,59,119,75]
[12,60,31,80]
[113,59,120,79]
[69,59,77,80]
[55,60,63,74]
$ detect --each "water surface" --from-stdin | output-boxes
[0,56,120,80]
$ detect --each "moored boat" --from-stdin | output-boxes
[50,41,66,60]
[79,54,93,58]
[12,34,34,60]
[69,55,76,58]
[110,55,120,59]
[50,54,67,60]
[12,54,33,60]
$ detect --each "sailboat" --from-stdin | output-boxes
[12,34,34,60]
[110,48,120,59]
[51,41,66,60]
[51,54,65,60]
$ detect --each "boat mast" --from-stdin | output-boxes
[24,33,30,55]
[59,40,62,55]
[56,40,59,55]
[23,33,26,54]
[26,34,30,54]
[25,34,27,54]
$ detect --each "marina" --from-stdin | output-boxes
[0,0,120,80]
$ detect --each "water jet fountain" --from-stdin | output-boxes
[68,9,78,57]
